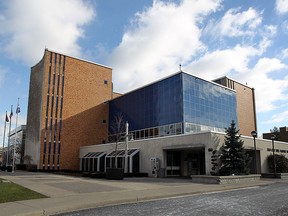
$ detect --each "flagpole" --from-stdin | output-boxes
[12,98,20,173]
[7,105,13,166]
[2,111,8,164]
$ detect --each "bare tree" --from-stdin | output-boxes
[109,113,126,168]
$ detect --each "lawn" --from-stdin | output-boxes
[0,178,47,203]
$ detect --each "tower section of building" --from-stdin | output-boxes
[25,49,112,171]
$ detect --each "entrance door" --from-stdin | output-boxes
[187,152,205,175]
[166,151,181,176]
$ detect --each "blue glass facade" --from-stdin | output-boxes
[109,74,182,131]
[182,73,238,133]
[109,72,238,139]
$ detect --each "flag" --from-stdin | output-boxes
[16,105,20,114]
[5,113,9,122]
[9,106,13,119]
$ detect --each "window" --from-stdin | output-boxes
[103,119,106,124]
[104,80,108,85]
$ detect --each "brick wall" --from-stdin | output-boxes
[28,49,112,171]
[233,82,257,136]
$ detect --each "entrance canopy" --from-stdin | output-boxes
[81,152,106,159]
[106,149,139,158]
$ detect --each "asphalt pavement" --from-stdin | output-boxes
[54,182,288,216]
[0,170,279,216]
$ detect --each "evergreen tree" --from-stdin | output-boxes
[219,120,250,175]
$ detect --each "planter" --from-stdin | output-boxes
[17,164,27,170]
[6,166,13,172]
[0,165,6,171]
[261,173,288,179]
[82,172,90,177]
[106,168,124,180]
[191,174,261,184]
[90,172,106,178]
[27,164,38,172]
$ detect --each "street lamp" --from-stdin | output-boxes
[251,130,257,174]
[124,122,134,173]
[271,134,277,177]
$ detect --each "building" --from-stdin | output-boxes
[26,49,288,176]
[263,127,288,142]
[80,72,268,177]
[0,147,3,164]
[25,49,113,171]
[81,131,288,177]
[3,125,26,165]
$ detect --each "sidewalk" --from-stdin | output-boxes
[0,171,275,216]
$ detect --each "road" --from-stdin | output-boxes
[55,182,288,216]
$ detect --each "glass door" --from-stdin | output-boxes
[166,151,181,176]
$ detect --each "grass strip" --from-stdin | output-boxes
[0,178,47,203]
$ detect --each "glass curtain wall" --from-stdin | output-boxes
[182,73,238,133]
[109,73,183,133]
[109,72,238,140]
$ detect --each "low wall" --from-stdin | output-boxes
[191,174,261,184]
[261,173,288,179]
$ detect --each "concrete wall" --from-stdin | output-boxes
[80,132,221,176]
[25,51,46,167]
[80,132,288,176]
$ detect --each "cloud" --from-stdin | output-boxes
[0,0,95,65]
[204,7,262,38]
[110,0,222,93]
[264,109,288,124]
[186,44,258,80]
[276,0,288,14]
[283,48,288,58]
[109,0,288,122]
[0,65,7,86]
[235,57,288,113]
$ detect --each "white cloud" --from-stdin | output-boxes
[235,57,288,113]
[276,0,288,14]
[0,66,7,86]
[110,0,222,93]
[261,25,277,38]
[205,7,262,38]
[283,48,288,58]
[264,110,288,124]
[0,0,95,65]
[109,0,288,121]
[186,44,258,80]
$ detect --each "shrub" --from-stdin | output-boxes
[267,154,288,173]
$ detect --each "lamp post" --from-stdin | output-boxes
[251,130,257,174]
[124,122,134,174]
[124,122,129,173]
[271,134,276,177]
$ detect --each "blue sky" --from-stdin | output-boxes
[0,0,288,143]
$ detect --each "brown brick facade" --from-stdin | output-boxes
[26,49,112,171]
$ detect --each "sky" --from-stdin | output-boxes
[0,0,288,144]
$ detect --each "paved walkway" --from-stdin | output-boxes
[0,171,277,216]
